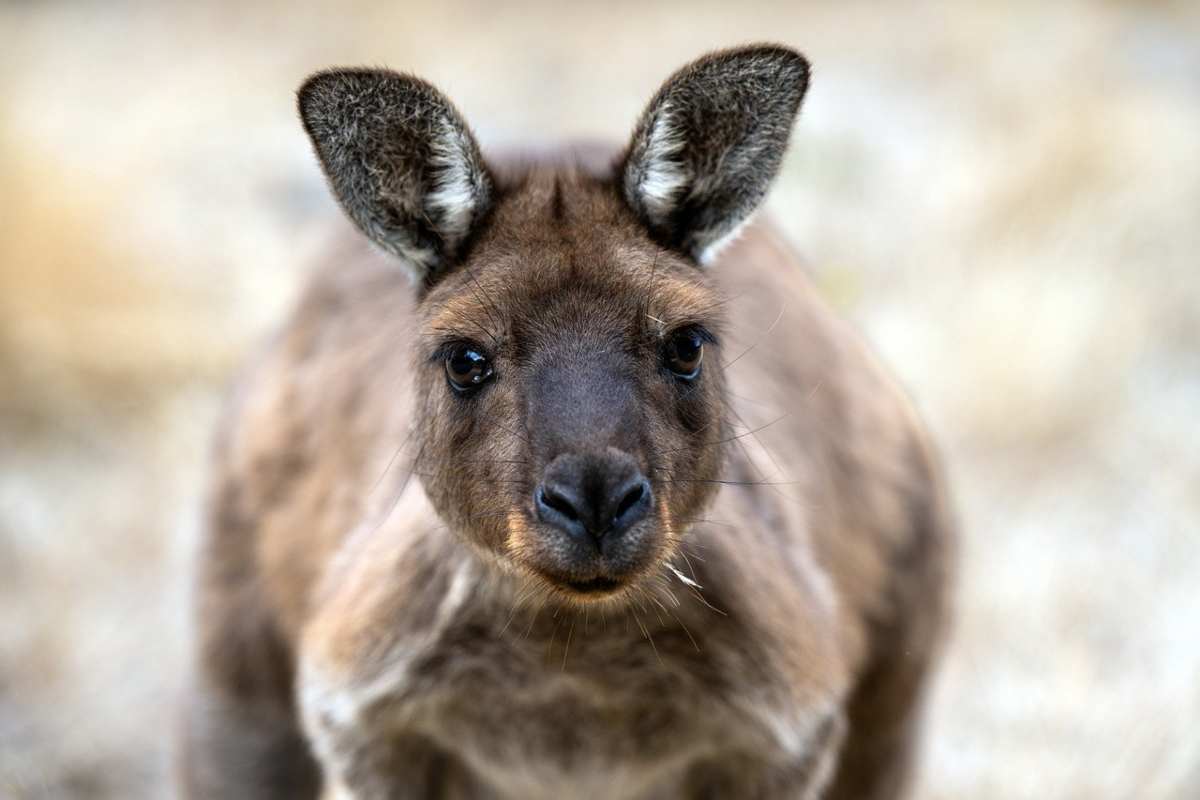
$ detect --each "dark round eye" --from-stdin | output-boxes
[445,345,493,394]
[664,328,705,379]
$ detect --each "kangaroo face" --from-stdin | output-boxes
[298,47,809,601]
[410,191,728,598]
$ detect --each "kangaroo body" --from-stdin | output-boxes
[180,48,953,800]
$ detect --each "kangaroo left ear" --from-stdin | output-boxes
[298,69,493,287]
[621,46,810,265]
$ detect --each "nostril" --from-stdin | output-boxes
[538,484,580,522]
[609,477,652,536]
[613,481,645,522]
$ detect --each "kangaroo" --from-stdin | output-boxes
[178,45,953,799]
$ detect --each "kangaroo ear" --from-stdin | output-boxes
[621,46,809,264]
[298,69,493,285]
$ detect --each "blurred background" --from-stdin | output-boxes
[1,1,1197,797]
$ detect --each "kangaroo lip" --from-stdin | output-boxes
[563,576,624,594]
[530,566,627,595]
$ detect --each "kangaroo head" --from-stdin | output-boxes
[298,46,809,602]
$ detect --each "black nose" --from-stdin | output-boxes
[534,451,652,547]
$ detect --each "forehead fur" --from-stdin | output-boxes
[421,165,724,345]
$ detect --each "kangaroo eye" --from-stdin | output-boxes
[664,328,705,380]
[445,345,493,394]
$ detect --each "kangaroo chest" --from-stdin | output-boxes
[302,589,844,800]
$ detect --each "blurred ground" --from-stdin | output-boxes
[1,1,1198,798]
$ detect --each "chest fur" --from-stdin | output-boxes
[300,593,842,799]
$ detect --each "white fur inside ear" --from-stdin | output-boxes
[372,229,438,284]
[632,105,691,227]
[426,118,482,251]
[694,214,753,266]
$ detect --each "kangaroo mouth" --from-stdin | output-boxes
[563,576,624,594]
[528,565,630,598]
[510,509,661,599]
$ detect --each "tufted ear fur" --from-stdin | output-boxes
[298,69,493,285]
[621,45,809,264]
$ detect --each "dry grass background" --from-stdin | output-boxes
[1,1,1198,797]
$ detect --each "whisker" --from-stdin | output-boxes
[686,586,727,616]
[410,472,527,485]
[499,585,534,636]
[561,618,575,672]
[676,549,702,583]
[651,413,790,456]
[649,575,682,609]
[367,440,427,535]
[674,518,736,529]
[725,400,792,492]
[629,603,662,665]
[546,614,563,662]
[459,261,503,347]
[680,548,706,565]
[652,476,803,488]
[668,606,700,654]
[369,428,416,496]
[433,309,501,352]
[644,590,670,626]
[523,594,547,640]
[668,563,703,591]
[492,419,535,447]
[719,303,786,370]
[724,389,781,409]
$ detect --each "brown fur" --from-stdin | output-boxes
[179,46,953,800]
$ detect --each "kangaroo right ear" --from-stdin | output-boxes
[621,46,809,265]
[298,69,493,286]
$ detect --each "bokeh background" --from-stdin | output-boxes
[1,1,1198,797]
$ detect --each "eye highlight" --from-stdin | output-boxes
[444,344,494,395]
[663,327,709,380]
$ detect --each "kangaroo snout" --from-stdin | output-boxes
[535,450,653,548]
